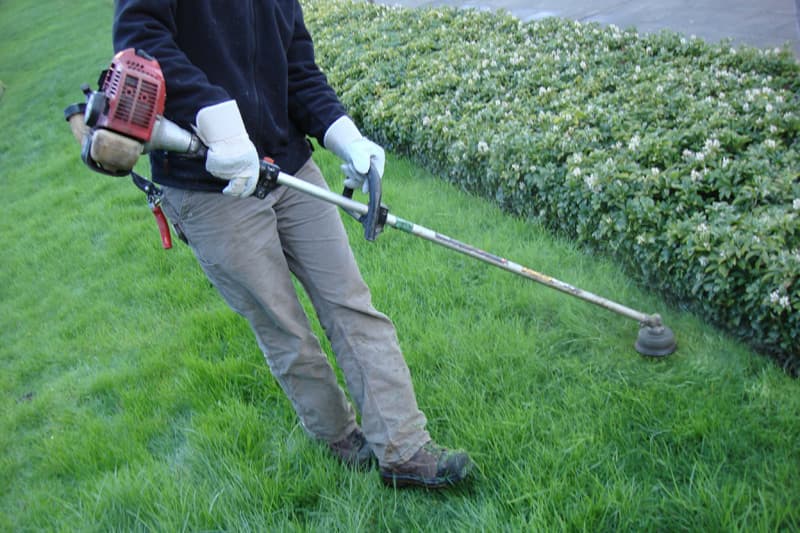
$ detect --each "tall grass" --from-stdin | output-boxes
[1,0,799,531]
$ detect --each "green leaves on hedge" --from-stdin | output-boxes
[305,0,799,369]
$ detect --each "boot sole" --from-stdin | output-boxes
[379,463,472,489]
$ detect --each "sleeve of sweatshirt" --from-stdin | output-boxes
[286,0,348,144]
[112,0,230,127]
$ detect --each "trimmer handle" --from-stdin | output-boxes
[255,157,281,199]
[342,163,387,241]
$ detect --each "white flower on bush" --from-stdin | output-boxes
[704,138,720,153]
[628,135,641,151]
[770,291,791,309]
[584,173,600,192]
[477,140,490,154]
[793,198,800,211]
[422,116,432,127]
[765,139,777,149]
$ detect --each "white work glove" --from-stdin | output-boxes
[195,100,260,198]
[323,116,385,193]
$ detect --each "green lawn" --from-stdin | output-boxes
[1,0,798,531]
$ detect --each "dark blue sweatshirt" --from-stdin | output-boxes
[113,0,347,191]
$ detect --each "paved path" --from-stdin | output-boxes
[381,0,800,57]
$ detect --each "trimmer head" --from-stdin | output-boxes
[635,325,677,357]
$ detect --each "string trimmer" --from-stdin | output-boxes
[64,49,677,357]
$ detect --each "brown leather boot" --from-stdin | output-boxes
[329,427,376,470]
[380,441,473,488]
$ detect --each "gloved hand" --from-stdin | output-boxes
[195,100,260,198]
[323,116,385,193]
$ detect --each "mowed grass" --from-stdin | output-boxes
[1,0,799,531]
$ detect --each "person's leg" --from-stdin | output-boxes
[274,159,430,466]
[161,176,472,486]
[159,185,357,444]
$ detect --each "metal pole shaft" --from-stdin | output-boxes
[275,172,662,328]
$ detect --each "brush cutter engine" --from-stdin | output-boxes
[65,48,204,177]
[71,48,162,176]
[63,48,205,248]
[88,47,166,144]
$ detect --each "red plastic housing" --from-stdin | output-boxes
[97,48,166,143]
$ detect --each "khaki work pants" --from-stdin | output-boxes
[160,158,430,466]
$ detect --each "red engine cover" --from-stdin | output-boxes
[97,48,166,143]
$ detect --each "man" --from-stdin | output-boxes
[113,1,473,489]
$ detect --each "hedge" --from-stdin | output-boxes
[304,0,800,371]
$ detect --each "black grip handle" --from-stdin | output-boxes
[254,158,281,199]
[342,162,385,241]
